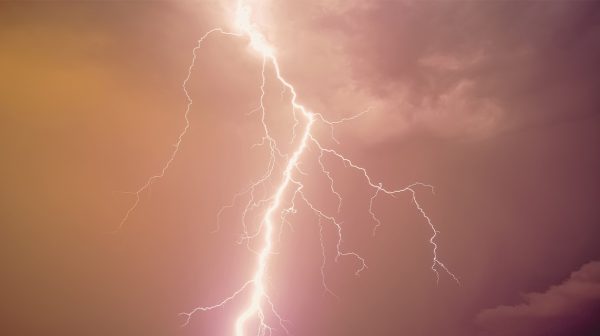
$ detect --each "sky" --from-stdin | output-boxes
[1,0,599,335]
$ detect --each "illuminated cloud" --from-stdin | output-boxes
[261,0,600,143]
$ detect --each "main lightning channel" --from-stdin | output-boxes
[120,1,459,335]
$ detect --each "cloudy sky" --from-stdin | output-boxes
[1,1,599,335]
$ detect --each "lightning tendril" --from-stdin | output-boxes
[119,2,458,335]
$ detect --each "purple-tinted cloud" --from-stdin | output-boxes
[268,1,600,143]
[477,261,600,336]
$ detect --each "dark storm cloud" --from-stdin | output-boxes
[298,0,600,140]
[476,261,600,336]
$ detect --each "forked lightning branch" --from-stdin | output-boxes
[119,2,458,335]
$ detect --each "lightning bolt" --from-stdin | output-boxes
[119,1,459,335]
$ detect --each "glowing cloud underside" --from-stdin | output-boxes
[120,1,459,335]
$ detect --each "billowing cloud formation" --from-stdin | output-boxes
[476,261,600,336]
[265,0,600,143]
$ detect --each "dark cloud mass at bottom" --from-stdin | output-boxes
[477,261,600,336]
[0,1,599,336]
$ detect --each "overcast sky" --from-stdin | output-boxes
[1,1,599,335]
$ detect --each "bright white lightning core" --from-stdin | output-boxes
[120,2,459,335]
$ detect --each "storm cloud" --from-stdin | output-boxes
[477,261,600,336]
